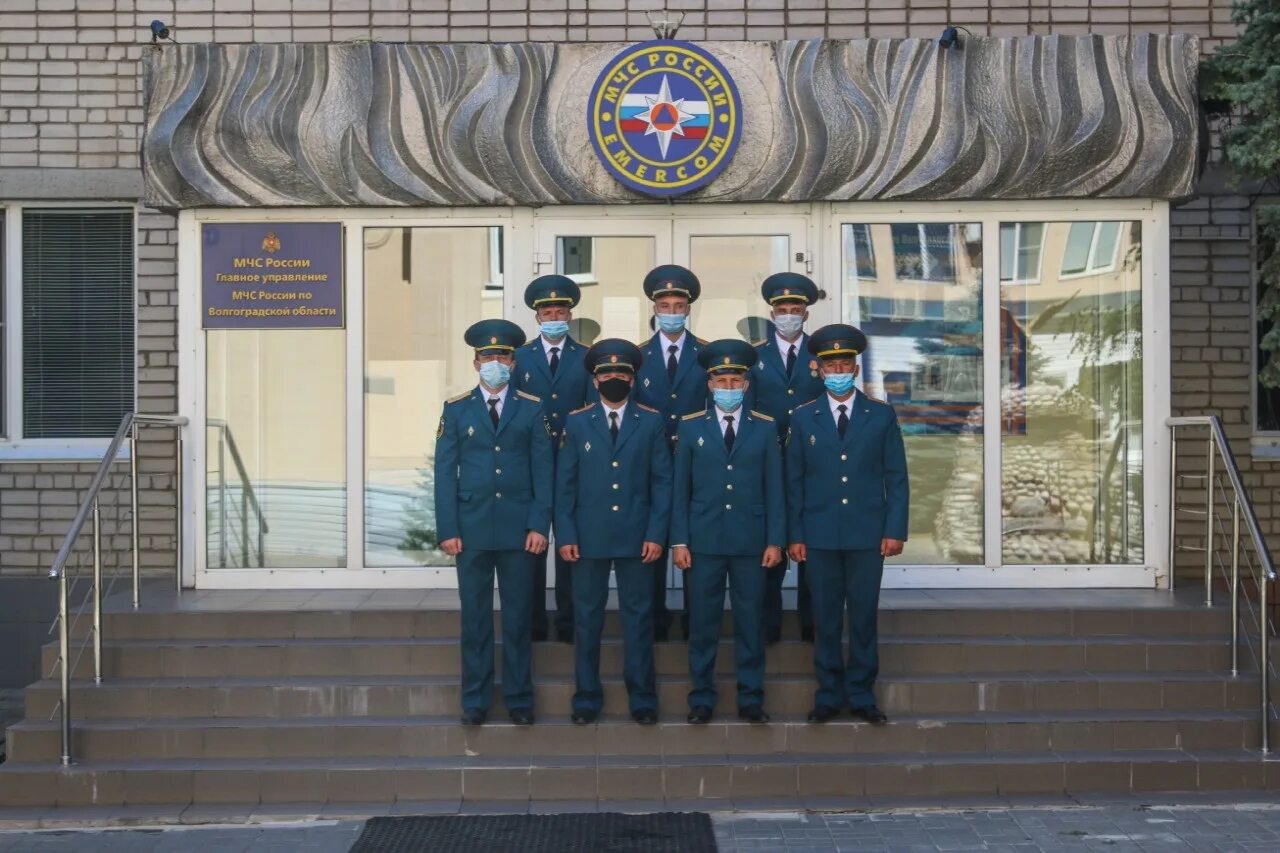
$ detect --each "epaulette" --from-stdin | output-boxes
[446,391,471,404]
[516,389,541,403]
[569,402,596,415]
[750,410,774,422]
[798,397,821,409]
[863,395,889,406]
[752,338,767,347]
[681,411,704,421]
[635,403,659,414]
[695,337,708,345]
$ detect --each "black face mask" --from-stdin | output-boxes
[598,377,631,404]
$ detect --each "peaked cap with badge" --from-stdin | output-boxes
[464,318,527,355]
[761,272,819,306]
[584,338,644,374]
[642,264,701,303]
[524,274,581,309]
[697,339,759,376]
[807,323,868,359]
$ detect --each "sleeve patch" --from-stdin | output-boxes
[750,410,774,422]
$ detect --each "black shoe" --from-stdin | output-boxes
[654,626,670,643]
[800,626,814,643]
[509,709,535,726]
[686,705,713,724]
[764,629,781,647]
[571,709,597,725]
[632,708,658,725]
[556,627,575,645]
[738,705,770,724]
[851,705,888,725]
[531,627,549,643]
[806,704,840,724]
[461,708,487,726]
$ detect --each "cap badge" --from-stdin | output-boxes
[490,336,498,345]
[783,288,791,296]
[722,356,731,365]
[610,355,618,364]
[549,291,557,298]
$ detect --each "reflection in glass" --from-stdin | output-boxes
[1000,222,1044,284]
[364,227,503,567]
[555,236,656,344]
[206,329,346,568]
[1000,221,1143,564]
[842,222,983,564]
[688,234,790,342]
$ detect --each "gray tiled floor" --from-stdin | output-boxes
[5,805,1280,851]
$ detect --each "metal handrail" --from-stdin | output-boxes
[1167,415,1277,755]
[47,412,186,766]
[206,418,269,567]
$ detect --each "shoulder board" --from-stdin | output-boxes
[569,402,596,415]
[635,403,659,414]
[446,391,471,404]
[695,337,708,345]
[798,397,821,409]
[750,410,774,422]
[863,395,889,406]
[515,390,541,403]
[752,338,767,347]
[681,411,704,421]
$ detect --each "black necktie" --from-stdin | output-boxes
[667,344,678,381]
[488,397,500,428]
[785,344,797,376]
[724,414,735,452]
[837,404,848,439]
[549,346,560,374]
[609,411,619,443]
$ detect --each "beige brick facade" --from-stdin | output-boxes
[0,1,1256,583]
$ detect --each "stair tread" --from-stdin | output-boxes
[0,747,1262,773]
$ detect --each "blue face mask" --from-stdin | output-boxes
[712,388,745,413]
[823,372,855,396]
[656,312,687,334]
[478,360,511,390]
[539,320,569,340]
[773,313,804,338]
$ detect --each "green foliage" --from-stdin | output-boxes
[1202,0,1280,387]
[398,466,439,556]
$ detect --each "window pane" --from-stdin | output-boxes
[206,328,346,568]
[1001,220,1143,565]
[556,236,657,345]
[364,226,502,567]
[844,224,876,279]
[688,234,790,342]
[1019,222,1044,282]
[1061,222,1094,275]
[22,208,135,438]
[842,222,983,564]
[1092,221,1121,272]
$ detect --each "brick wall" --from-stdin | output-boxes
[0,1,1255,579]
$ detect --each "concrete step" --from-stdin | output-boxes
[89,605,1232,641]
[43,635,1239,680]
[3,710,1261,764]
[21,672,1261,721]
[0,749,1273,807]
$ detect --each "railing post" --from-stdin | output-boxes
[130,420,141,609]
[58,569,71,767]
[1262,574,1271,755]
[218,427,228,569]
[1169,430,1177,591]
[92,500,103,686]
[1231,498,1240,678]
[1205,434,1215,607]
[175,433,184,594]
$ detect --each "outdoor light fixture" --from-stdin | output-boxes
[150,20,170,42]
[939,25,973,50]
[648,9,685,40]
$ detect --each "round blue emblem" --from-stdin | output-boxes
[587,40,743,198]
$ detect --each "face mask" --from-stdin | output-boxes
[823,372,855,396]
[773,314,804,337]
[478,360,511,390]
[712,388,745,413]
[598,377,631,404]
[539,320,569,340]
[655,312,687,334]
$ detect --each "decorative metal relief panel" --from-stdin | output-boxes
[142,35,1199,208]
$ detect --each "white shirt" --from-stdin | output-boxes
[600,399,628,432]
[540,335,567,364]
[715,406,740,437]
[479,383,510,418]
[774,331,804,367]
[658,329,687,362]
[827,389,856,425]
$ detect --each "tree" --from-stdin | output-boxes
[1202,0,1280,387]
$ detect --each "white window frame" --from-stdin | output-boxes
[0,201,139,460]
[179,201,1169,591]
[1059,220,1123,279]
